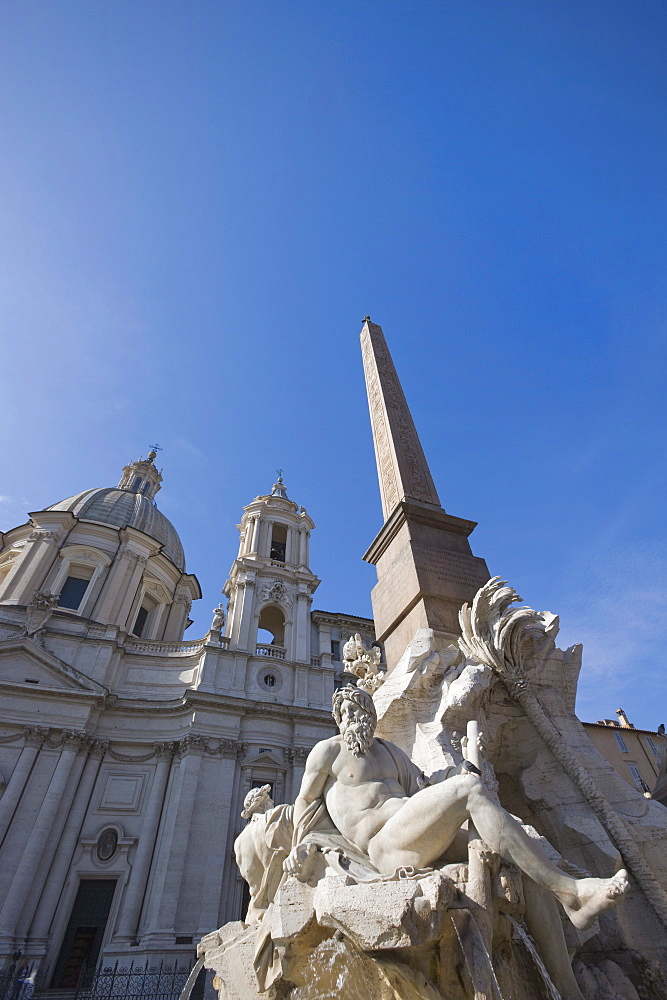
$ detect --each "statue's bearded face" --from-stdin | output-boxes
[338,699,375,757]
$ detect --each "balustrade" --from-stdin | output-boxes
[255,643,286,660]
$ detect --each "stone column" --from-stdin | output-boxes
[25,740,106,946]
[0,732,83,945]
[162,589,191,642]
[283,620,293,663]
[0,727,47,844]
[318,623,333,668]
[295,592,310,663]
[114,552,148,629]
[218,748,246,926]
[284,529,293,565]
[286,748,310,801]
[236,578,256,652]
[114,744,173,943]
[259,520,271,559]
[297,527,308,567]
[195,743,241,936]
[140,738,204,944]
[241,518,253,555]
[3,530,61,604]
[294,666,308,706]
[91,542,134,621]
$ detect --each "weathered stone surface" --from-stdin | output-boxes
[314,872,453,950]
[197,922,259,999]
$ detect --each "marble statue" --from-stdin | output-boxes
[288,684,626,928]
[233,785,293,925]
[210,603,226,631]
[341,633,384,692]
[282,684,627,1000]
[197,613,647,1000]
[199,676,630,1000]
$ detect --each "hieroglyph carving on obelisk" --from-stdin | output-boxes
[360,319,441,521]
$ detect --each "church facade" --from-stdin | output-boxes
[0,453,374,987]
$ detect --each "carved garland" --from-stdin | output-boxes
[0,727,247,762]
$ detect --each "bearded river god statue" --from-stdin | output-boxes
[196,582,667,1000]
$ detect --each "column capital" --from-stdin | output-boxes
[27,529,61,545]
[216,740,248,760]
[88,738,110,759]
[153,741,175,762]
[125,550,148,568]
[23,725,48,748]
[177,733,207,757]
[284,746,311,766]
[59,730,89,752]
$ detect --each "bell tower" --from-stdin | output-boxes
[223,476,320,663]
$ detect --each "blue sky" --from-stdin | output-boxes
[0,1,665,726]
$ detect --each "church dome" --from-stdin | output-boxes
[46,452,186,571]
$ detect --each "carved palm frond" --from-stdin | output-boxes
[460,578,667,930]
[458,576,545,681]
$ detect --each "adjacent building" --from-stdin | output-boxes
[583,708,666,796]
[0,454,374,988]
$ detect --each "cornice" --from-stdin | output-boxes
[0,679,106,705]
[363,499,478,565]
[0,635,108,695]
[311,610,374,627]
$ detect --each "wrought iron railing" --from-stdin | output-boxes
[0,959,202,1000]
[76,960,198,1000]
[0,965,37,1000]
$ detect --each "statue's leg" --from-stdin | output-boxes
[522,877,585,1000]
[456,777,629,930]
[366,777,472,872]
[369,775,628,929]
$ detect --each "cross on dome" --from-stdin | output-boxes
[270,471,289,499]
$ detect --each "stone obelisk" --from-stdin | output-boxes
[361,318,490,668]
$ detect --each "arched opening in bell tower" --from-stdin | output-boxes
[269,524,287,563]
[257,605,285,647]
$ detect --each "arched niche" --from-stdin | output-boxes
[257,604,285,646]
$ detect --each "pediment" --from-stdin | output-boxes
[243,750,286,770]
[0,637,107,694]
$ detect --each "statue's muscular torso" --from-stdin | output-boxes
[298,735,413,854]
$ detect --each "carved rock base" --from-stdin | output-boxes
[199,867,642,1000]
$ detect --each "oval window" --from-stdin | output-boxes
[97,828,118,862]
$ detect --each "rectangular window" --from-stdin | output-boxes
[646,737,661,757]
[132,605,150,638]
[58,575,90,610]
[614,732,629,753]
[628,765,649,792]
[331,640,340,660]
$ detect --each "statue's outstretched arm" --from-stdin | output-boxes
[292,739,337,829]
